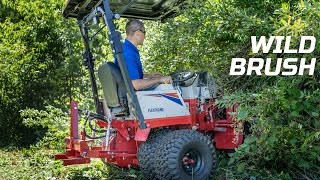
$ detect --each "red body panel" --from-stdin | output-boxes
[214,127,243,149]
[134,128,151,141]
[183,99,243,149]
[145,115,191,128]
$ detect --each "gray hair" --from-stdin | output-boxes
[126,19,144,37]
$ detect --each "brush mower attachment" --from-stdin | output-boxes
[55,101,141,166]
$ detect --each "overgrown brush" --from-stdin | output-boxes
[217,80,320,179]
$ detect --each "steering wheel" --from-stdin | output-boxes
[169,70,195,83]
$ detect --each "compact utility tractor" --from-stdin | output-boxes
[55,0,244,179]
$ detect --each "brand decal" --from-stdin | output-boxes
[148,108,164,112]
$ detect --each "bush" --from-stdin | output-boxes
[217,81,320,178]
[20,105,69,149]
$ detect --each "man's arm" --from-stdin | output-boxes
[143,72,162,79]
[132,76,172,90]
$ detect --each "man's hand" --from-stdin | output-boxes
[132,75,172,90]
[159,76,173,84]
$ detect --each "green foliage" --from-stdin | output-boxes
[221,85,320,178]
[20,106,69,149]
[0,147,141,179]
[0,0,89,146]
[208,0,320,179]
[215,2,320,177]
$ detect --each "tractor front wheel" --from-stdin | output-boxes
[155,129,217,180]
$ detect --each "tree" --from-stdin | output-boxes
[0,0,86,146]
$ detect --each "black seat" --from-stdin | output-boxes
[98,62,127,109]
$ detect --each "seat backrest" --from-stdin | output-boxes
[98,62,127,108]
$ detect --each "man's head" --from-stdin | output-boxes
[125,19,146,46]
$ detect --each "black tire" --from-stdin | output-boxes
[138,129,172,179]
[155,129,217,180]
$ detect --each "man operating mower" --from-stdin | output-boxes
[114,19,173,90]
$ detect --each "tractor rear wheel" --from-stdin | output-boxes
[137,129,172,179]
[155,129,217,180]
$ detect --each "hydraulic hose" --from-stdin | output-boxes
[83,117,106,139]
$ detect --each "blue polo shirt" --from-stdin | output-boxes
[114,39,144,80]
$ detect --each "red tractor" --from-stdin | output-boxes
[55,0,243,179]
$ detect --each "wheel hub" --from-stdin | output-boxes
[181,149,204,175]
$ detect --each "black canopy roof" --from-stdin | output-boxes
[62,0,188,20]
